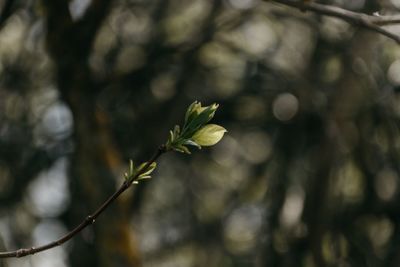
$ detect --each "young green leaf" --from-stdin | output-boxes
[129,160,134,175]
[192,124,227,146]
[165,101,225,153]
[174,144,191,154]
[184,139,201,149]
[183,104,218,133]
[137,162,157,180]
[184,101,199,124]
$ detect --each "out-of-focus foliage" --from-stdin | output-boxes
[1,0,400,266]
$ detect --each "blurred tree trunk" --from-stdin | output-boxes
[42,1,141,266]
[302,30,380,266]
[67,92,141,267]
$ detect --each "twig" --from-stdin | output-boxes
[369,15,400,26]
[0,100,226,259]
[270,0,400,44]
[0,145,168,258]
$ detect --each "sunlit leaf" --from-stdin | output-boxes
[192,124,227,146]
[166,101,224,152]
[183,102,219,135]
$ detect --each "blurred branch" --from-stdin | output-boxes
[0,145,167,258]
[270,0,400,44]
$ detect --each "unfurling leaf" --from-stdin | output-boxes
[137,162,157,180]
[183,103,218,136]
[174,144,191,154]
[184,101,216,125]
[192,124,227,146]
[129,160,134,174]
[184,139,201,149]
[184,101,199,124]
[165,101,225,153]
[124,160,157,182]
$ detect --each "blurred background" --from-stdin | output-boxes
[1,0,400,266]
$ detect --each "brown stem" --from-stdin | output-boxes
[0,145,168,258]
[270,0,400,44]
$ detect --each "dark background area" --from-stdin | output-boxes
[1,0,400,266]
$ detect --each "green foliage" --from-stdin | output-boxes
[124,160,157,184]
[192,124,227,146]
[165,101,227,154]
[124,101,226,185]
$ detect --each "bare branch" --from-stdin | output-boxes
[0,145,167,258]
[369,15,400,26]
[270,0,400,44]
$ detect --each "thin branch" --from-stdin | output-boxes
[369,15,400,26]
[0,145,168,258]
[270,0,400,44]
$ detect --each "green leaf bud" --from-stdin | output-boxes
[192,124,227,146]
